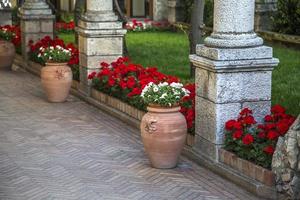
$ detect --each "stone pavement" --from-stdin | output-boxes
[0,70,261,200]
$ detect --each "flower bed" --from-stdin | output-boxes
[224,106,296,169]
[0,25,21,54]
[88,57,195,135]
[125,19,170,32]
[55,21,75,34]
[28,36,79,81]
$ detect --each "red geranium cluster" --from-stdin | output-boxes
[224,105,295,169]
[28,36,80,80]
[88,57,195,134]
[0,25,21,50]
[125,19,170,32]
[55,21,75,33]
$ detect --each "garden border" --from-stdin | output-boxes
[13,55,280,200]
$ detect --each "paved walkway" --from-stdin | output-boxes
[0,70,261,200]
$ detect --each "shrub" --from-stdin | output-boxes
[272,0,300,35]
[224,106,296,169]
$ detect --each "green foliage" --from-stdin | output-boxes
[272,0,300,35]
[204,0,213,27]
[58,12,74,23]
[37,46,72,63]
[181,0,194,23]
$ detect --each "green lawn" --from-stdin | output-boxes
[58,31,300,116]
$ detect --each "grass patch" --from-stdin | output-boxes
[271,44,300,116]
[126,32,191,80]
[58,31,300,115]
[57,33,75,44]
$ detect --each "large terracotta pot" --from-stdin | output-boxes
[141,105,187,169]
[0,40,15,70]
[41,62,72,102]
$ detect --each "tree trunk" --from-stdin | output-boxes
[189,0,205,78]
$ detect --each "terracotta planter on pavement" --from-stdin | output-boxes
[141,105,187,169]
[0,40,15,70]
[41,62,72,102]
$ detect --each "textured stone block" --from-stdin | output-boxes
[41,20,53,33]
[243,101,271,123]
[193,134,223,161]
[195,68,272,104]
[22,21,41,33]
[79,53,121,69]
[195,96,241,144]
[79,36,123,56]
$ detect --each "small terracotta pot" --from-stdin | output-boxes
[141,105,187,169]
[41,62,72,102]
[0,40,15,70]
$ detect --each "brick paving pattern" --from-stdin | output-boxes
[0,70,261,200]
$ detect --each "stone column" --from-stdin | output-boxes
[0,1,12,26]
[19,0,55,59]
[76,0,126,95]
[255,0,277,31]
[167,0,183,24]
[190,0,279,161]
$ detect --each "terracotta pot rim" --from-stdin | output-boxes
[147,105,181,113]
[45,62,69,66]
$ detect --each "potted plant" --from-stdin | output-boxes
[140,82,190,168]
[38,45,73,102]
[0,25,20,69]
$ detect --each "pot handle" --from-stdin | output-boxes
[145,118,157,133]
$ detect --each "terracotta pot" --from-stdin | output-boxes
[141,105,187,169]
[41,62,72,102]
[0,40,15,70]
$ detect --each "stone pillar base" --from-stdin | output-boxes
[19,5,54,61]
[0,9,12,26]
[76,17,126,95]
[190,44,278,161]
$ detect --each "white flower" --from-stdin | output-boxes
[49,56,52,60]
[37,53,42,58]
[49,46,54,50]
[182,88,190,97]
[153,86,159,92]
[160,93,167,99]
[170,82,183,89]
[158,82,168,87]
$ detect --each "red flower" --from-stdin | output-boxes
[225,120,236,130]
[271,105,285,114]
[257,131,266,139]
[119,80,127,89]
[88,72,97,80]
[243,115,256,125]
[127,87,142,97]
[263,146,275,155]
[233,122,242,130]
[242,134,254,145]
[127,76,136,89]
[264,115,273,122]
[101,62,110,68]
[233,130,243,140]
[108,76,115,86]
[240,108,252,116]
[267,130,279,140]
[276,120,290,135]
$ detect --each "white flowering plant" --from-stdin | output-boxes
[37,45,72,63]
[141,82,190,107]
